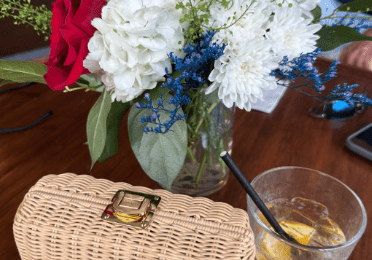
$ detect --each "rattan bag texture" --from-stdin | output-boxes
[13,173,256,260]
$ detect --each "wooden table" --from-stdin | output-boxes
[1,57,372,259]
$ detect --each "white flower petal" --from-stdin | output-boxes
[114,66,135,90]
[150,59,170,76]
[222,95,234,108]
[208,37,283,112]
[85,0,184,103]
[156,26,175,39]
[124,0,142,13]
[266,7,321,60]
[83,59,101,73]
[138,37,166,51]
[205,82,219,95]
[244,101,252,112]
[208,68,220,82]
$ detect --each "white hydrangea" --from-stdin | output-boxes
[83,0,185,102]
[265,6,322,60]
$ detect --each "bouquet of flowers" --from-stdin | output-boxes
[1,0,372,191]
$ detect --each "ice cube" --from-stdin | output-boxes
[287,198,346,247]
[268,197,328,229]
[258,197,347,250]
[266,198,292,220]
[290,197,329,220]
[285,209,317,228]
[308,218,346,247]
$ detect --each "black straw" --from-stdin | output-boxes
[220,151,300,244]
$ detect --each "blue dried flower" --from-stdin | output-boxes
[137,30,226,134]
[271,48,372,105]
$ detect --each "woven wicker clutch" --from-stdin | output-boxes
[13,173,256,259]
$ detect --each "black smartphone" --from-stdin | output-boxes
[345,122,372,161]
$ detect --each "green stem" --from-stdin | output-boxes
[187,146,197,163]
[194,103,218,134]
[1,1,52,36]
[183,163,194,176]
[195,150,208,184]
[64,83,104,93]
[203,0,256,30]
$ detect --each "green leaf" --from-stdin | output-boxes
[204,88,220,104]
[128,93,187,189]
[76,77,90,86]
[337,0,372,12]
[0,60,47,84]
[98,101,131,163]
[87,89,112,169]
[0,79,15,88]
[310,5,322,23]
[75,74,105,92]
[316,25,372,51]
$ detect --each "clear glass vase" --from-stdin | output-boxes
[166,101,236,197]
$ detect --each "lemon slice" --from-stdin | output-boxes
[256,215,315,260]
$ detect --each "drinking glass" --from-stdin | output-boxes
[247,166,367,259]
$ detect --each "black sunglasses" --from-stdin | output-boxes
[309,99,367,120]
[0,82,53,134]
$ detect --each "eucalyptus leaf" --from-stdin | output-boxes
[316,25,372,51]
[98,101,131,163]
[87,90,112,169]
[128,93,187,189]
[0,60,47,84]
[337,0,372,12]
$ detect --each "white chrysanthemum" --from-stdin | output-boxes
[209,0,272,34]
[211,0,272,55]
[206,39,280,111]
[83,0,185,102]
[265,7,322,61]
[270,0,321,18]
[209,0,245,28]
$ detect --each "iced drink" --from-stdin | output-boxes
[247,167,367,260]
[256,197,346,260]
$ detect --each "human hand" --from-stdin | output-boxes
[339,29,372,71]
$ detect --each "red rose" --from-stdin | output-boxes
[44,0,107,91]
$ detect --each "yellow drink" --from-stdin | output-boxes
[255,197,346,260]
